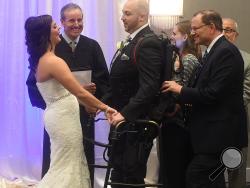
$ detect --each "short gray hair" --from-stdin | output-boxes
[60,3,83,20]
[222,18,239,33]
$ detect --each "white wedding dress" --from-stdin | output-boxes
[36,79,91,188]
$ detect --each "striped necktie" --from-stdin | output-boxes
[69,41,77,52]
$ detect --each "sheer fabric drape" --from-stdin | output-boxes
[0,0,125,183]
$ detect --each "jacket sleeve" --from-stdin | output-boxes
[180,46,244,106]
[91,41,110,101]
[241,51,250,106]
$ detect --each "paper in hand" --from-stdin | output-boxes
[72,70,92,85]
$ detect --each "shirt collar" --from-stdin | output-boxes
[207,33,223,53]
[129,24,149,40]
[62,32,80,45]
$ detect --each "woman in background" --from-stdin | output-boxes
[25,15,116,188]
[161,20,201,188]
[171,20,202,87]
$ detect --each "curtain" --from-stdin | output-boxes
[0,0,126,183]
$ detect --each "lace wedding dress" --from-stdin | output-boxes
[36,79,91,188]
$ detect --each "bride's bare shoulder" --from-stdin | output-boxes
[40,52,65,65]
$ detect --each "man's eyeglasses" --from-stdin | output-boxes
[190,24,208,33]
[223,28,236,34]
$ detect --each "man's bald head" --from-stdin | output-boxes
[121,0,149,33]
[126,0,149,17]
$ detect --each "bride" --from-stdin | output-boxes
[25,15,116,188]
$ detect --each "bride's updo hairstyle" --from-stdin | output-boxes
[25,15,52,72]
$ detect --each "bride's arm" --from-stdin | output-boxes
[46,56,114,114]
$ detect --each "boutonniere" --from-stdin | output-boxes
[116,37,131,51]
[116,41,125,51]
[115,42,130,61]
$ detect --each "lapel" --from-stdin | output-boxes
[205,36,226,62]
[195,36,226,83]
[110,26,153,70]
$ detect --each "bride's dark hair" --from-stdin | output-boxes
[25,15,52,72]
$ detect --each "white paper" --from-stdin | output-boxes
[72,70,92,85]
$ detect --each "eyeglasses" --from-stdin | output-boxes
[190,24,208,33]
[223,28,236,34]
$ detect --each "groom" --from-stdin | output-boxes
[106,0,163,186]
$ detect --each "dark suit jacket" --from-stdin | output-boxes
[55,35,109,100]
[108,26,163,121]
[180,36,248,154]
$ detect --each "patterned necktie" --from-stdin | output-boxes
[69,41,76,52]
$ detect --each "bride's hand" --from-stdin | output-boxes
[104,106,117,123]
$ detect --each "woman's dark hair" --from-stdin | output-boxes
[25,15,52,72]
[176,20,202,60]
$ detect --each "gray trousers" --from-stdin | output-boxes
[228,147,248,188]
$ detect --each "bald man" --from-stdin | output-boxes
[223,17,250,188]
[106,0,162,187]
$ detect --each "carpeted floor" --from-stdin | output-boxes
[0,178,36,188]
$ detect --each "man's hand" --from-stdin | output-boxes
[83,82,96,94]
[161,81,182,94]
